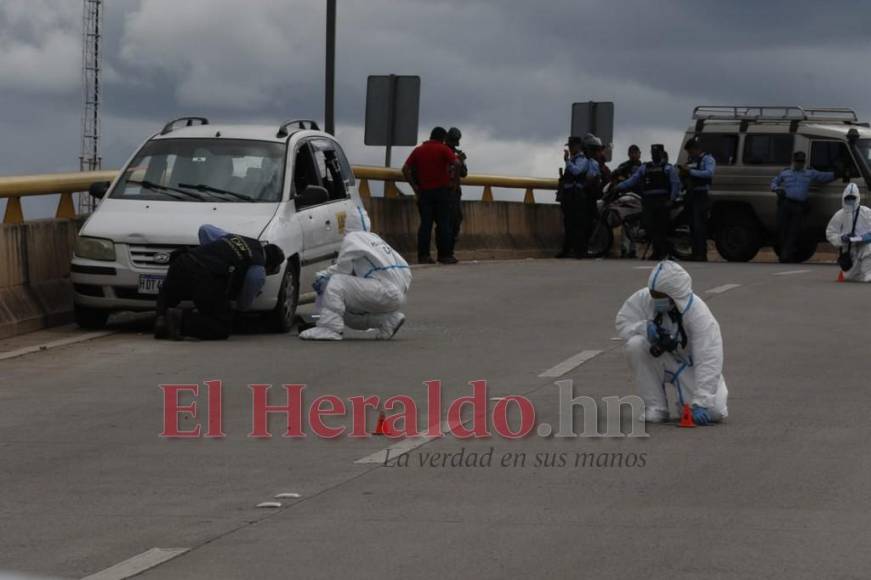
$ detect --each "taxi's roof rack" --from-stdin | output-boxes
[277,119,320,138]
[160,117,210,135]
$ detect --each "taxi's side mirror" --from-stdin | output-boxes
[295,185,329,208]
[89,181,110,199]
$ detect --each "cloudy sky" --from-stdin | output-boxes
[3,0,871,213]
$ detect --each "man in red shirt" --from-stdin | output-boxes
[402,127,460,264]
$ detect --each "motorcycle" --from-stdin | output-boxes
[586,184,694,260]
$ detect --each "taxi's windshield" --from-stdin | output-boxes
[111,138,285,203]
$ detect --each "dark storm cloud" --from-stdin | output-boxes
[2,0,871,179]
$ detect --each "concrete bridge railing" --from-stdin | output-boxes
[0,167,564,338]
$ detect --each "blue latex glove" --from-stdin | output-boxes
[691,405,711,426]
[313,274,330,295]
[862,232,871,243]
[646,321,659,344]
[841,233,852,243]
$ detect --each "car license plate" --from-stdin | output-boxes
[138,274,165,295]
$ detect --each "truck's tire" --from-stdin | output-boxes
[775,235,818,264]
[792,237,818,264]
[74,304,110,330]
[715,211,763,262]
[264,260,300,333]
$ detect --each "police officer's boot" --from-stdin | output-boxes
[153,315,169,340]
[166,308,184,341]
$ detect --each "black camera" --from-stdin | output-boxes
[649,327,680,358]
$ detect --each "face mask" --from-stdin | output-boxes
[653,298,672,314]
[845,199,857,210]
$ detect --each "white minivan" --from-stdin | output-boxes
[71,117,360,332]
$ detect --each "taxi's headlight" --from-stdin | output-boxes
[74,236,116,261]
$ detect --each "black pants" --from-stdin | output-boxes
[777,198,809,263]
[686,190,710,260]
[560,190,595,257]
[157,254,233,340]
[642,195,671,259]
[418,187,454,259]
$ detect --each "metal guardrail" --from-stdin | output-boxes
[0,167,559,224]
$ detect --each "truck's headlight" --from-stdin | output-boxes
[75,237,116,261]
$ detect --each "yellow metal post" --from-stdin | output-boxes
[523,188,535,204]
[56,192,77,219]
[358,178,371,200]
[482,185,494,202]
[385,181,401,198]
[3,196,23,224]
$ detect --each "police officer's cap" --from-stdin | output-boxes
[582,133,603,148]
[684,136,702,151]
[793,151,807,162]
[651,143,665,154]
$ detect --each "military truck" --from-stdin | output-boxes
[675,106,871,262]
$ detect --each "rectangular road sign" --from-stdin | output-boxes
[365,75,421,148]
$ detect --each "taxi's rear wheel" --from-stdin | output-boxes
[74,304,110,330]
[265,260,299,333]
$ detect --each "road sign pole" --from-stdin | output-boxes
[384,74,398,168]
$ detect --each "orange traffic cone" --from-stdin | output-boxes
[837,270,845,283]
[372,410,399,436]
[678,404,696,428]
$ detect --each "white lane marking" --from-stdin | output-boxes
[355,392,523,465]
[633,266,655,270]
[706,283,742,295]
[538,350,603,378]
[0,330,115,362]
[773,269,811,276]
[355,432,442,465]
[82,547,189,580]
[355,414,476,465]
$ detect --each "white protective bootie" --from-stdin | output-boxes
[299,327,343,341]
[375,313,406,340]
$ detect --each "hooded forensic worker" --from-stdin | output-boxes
[299,205,412,341]
[826,183,871,282]
[616,260,729,424]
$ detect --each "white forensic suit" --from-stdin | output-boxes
[616,260,729,423]
[826,183,871,282]
[300,206,412,340]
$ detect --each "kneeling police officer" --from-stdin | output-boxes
[154,225,285,340]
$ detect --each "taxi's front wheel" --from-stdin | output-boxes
[264,261,299,333]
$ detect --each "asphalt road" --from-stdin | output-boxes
[1,258,869,580]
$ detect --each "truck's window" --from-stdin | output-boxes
[810,141,858,176]
[698,134,738,165]
[312,140,349,201]
[293,143,322,204]
[743,135,794,165]
[111,139,285,203]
